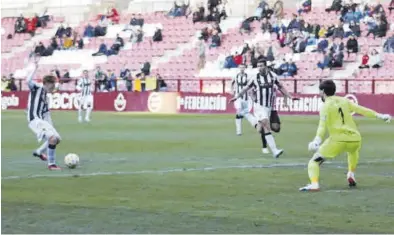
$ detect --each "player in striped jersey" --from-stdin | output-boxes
[230,61,293,158]
[231,64,257,135]
[77,70,93,123]
[27,56,62,170]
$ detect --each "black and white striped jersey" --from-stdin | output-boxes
[232,72,249,100]
[27,83,49,122]
[249,70,280,108]
[77,77,92,97]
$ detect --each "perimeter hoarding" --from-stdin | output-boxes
[2,91,394,116]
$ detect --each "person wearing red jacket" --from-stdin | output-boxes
[233,52,243,65]
[359,53,369,69]
[108,7,119,24]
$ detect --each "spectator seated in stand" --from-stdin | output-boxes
[25,16,38,36]
[343,9,356,23]
[326,0,343,13]
[317,51,330,70]
[298,0,312,15]
[108,34,124,55]
[279,58,298,77]
[223,53,238,69]
[156,74,168,91]
[127,14,144,28]
[210,30,221,49]
[329,51,344,68]
[83,24,95,37]
[130,28,143,43]
[359,52,370,69]
[346,35,358,56]
[92,39,108,56]
[384,33,394,53]
[288,14,304,31]
[366,18,388,38]
[152,28,163,42]
[348,21,361,37]
[292,36,307,53]
[330,38,345,54]
[255,0,268,18]
[261,18,272,34]
[240,17,252,35]
[206,7,221,23]
[62,34,74,50]
[95,16,108,37]
[50,36,59,50]
[106,6,120,24]
[368,49,382,69]
[168,0,190,18]
[192,3,205,23]
[34,42,54,56]
[14,14,27,33]
[260,5,273,19]
[75,36,84,49]
[273,0,284,19]
[233,52,243,66]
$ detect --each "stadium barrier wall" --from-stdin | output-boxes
[2,91,394,115]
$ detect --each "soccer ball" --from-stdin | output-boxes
[64,153,79,169]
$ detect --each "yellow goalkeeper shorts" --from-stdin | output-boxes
[318,138,361,159]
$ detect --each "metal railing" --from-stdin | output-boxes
[8,78,394,94]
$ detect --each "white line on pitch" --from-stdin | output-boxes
[2,159,394,180]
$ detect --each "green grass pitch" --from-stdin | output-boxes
[2,110,394,233]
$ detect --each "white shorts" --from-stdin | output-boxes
[234,98,251,116]
[80,95,93,109]
[28,118,61,142]
[253,103,271,121]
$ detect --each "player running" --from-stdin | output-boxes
[231,64,257,135]
[299,80,391,192]
[77,70,93,123]
[27,56,62,170]
[230,61,294,158]
[260,86,283,154]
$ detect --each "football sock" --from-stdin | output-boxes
[308,159,320,185]
[260,129,268,148]
[264,132,277,152]
[235,114,243,134]
[347,151,359,173]
[47,144,56,165]
[78,107,83,119]
[86,107,92,120]
[36,141,48,154]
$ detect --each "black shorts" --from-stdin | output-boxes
[270,110,281,124]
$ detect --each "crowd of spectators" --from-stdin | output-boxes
[14,9,51,36]
[89,62,166,92]
[1,74,18,91]
[226,0,393,76]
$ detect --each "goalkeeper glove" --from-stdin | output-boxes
[308,136,321,152]
[376,113,391,123]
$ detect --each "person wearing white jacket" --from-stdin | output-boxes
[368,49,382,68]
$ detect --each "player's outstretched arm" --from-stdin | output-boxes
[26,63,38,90]
[229,78,254,103]
[348,100,392,123]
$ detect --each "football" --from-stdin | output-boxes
[64,153,80,169]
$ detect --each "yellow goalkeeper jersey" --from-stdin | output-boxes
[316,96,377,142]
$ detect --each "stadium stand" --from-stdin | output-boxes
[1,0,394,94]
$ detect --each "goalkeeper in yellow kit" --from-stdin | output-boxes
[299,80,392,192]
